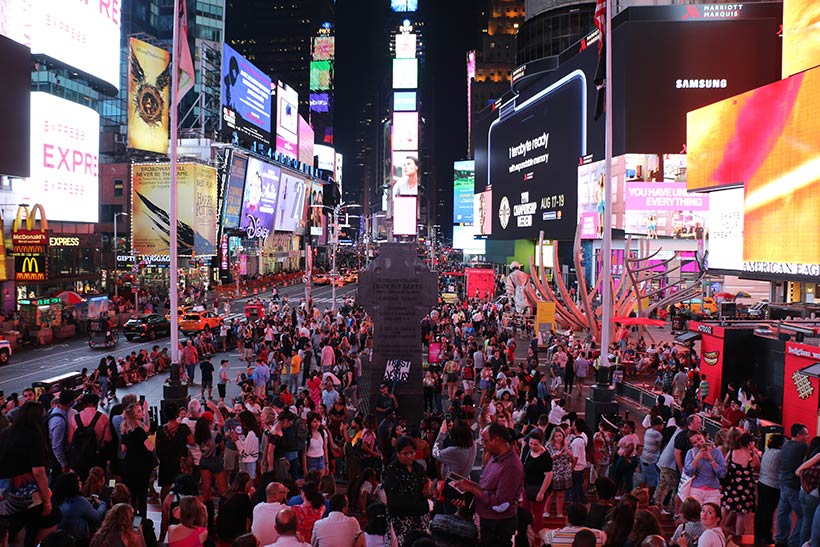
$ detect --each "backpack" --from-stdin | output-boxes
[69,412,102,472]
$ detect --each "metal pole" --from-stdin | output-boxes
[600,0,614,371]
[113,213,119,300]
[169,0,181,366]
[331,204,338,314]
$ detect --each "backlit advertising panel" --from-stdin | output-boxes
[393,58,418,89]
[222,153,247,229]
[24,93,99,223]
[395,33,416,59]
[706,188,744,272]
[688,66,820,278]
[298,116,314,166]
[453,225,485,255]
[393,196,418,235]
[310,61,332,90]
[489,70,586,240]
[315,145,335,172]
[392,111,418,151]
[275,172,308,233]
[241,158,279,240]
[783,0,820,79]
[275,81,299,160]
[393,91,417,112]
[222,44,272,148]
[391,0,418,11]
[309,181,324,236]
[127,37,171,154]
[312,36,335,61]
[335,153,343,197]
[310,93,329,112]
[453,160,475,225]
[474,189,492,236]
[1,0,121,92]
[392,152,419,198]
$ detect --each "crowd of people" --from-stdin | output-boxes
[0,270,808,547]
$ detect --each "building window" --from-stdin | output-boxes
[114,179,124,197]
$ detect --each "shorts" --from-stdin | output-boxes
[463,380,475,391]
[223,447,239,472]
[201,377,213,389]
[446,373,459,383]
[306,456,326,472]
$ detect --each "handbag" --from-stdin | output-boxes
[677,471,694,500]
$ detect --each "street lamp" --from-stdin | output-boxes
[113,212,129,300]
[314,202,360,313]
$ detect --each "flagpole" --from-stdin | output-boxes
[600,0,614,367]
[169,0,181,368]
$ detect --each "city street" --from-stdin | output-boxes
[0,282,358,405]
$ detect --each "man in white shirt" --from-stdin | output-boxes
[569,419,589,503]
[548,398,567,426]
[253,482,289,546]
[264,508,310,547]
[311,494,363,547]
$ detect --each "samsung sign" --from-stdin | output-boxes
[675,78,728,89]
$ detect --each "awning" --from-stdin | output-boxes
[799,363,820,378]
[675,331,702,344]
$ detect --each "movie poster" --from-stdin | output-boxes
[127,38,171,154]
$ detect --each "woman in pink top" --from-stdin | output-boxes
[168,496,208,547]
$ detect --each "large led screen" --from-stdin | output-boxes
[2,0,121,92]
[391,0,417,11]
[453,225,486,255]
[310,93,329,113]
[783,0,820,79]
[394,91,416,112]
[393,196,418,235]
[309,181,324,236]
[298,116,314,166]
[392,111,418,151]
[310,61,332,90]
[393,58,418,89]
[275,172,308,233]
[23,93,99,223]
[706,188,744,272]
[241,158,280,239]
[395,33,416,59]
[453,160,475,225]
[222,44,272,148]
[489,70,586,240]
[315,145,335,172]
[127,38,171,155]
[392,152,419,198]
[275,81,299,160]
[474,189,492,236]
[312,36,335,61]
[222,153,247,229]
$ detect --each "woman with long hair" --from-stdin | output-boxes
[382,436,433,547]
[363,502,388,547]
[544,426,574,518]
[216,472,253,544]
[721,431,760,541]
[167,496,208,547]
[626,509,662,547]
[302,412,330,477]
[89,503,143,547]
[194,416,227,501]
[53,471,106,544]
[603,500,635,547]
[232,411,260,481]
[520,428,553,536]
[292,481,325,543]
[160,474,201,543]
[120,402,154,518]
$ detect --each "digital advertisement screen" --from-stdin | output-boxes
[335,153,343,197]
[0,35,29,178]
[24,92,99,222]
[474,189,492,236]
[688,66,820,277]
[393,196,418,235]
[624,182,708,239]
[393,58,418,89]
[392,152,419,197]
[392,111,418,151]
[783,0,820,79]
[489,70,586,240]
[310,61,332,90]
[275,172,308,233]
[315,145,335,172]
[298,116,314,166]
[127,38,171,155]
[1,0,121,92]
[222,44,272,149]
[391,0,418,12]
[222,153,248,229]
[395,33,416,59]
[393,91,417,111]
[453,225,485,255]
[310,93,329,112]
[312,36,335,61]
[309,181,324,236]
[275,81,299,159]
[453,160,475,225]
[241,158,280,239]
[577,156,624,239]
[706,188,744,272]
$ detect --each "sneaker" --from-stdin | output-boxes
[543,512,551,518]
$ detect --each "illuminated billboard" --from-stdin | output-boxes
[783,0,820,79]
[393,196,418,235]
[298,116,315,166]
[312,36,335,61]
[392,152,419,197]
[392,111,419,151]
[474,189,492,236]
[309,181,325,236]
[391,0,418,11]
[241,158,280,239]
[394,91,417,111]
[275,81,299,160]
[706,187,744,272]
[127,38,171,155]
[335,153,343,197]
[310,61,332,90]
[2,0,121,91]
[688,66,820,277]
[310,93,329,112]
[275,172,308,233]
[24,93,99,223]
[222,44,272,149]
[222,153,247,229]
[453,161,475,225]
[453,225,486,255]
[395,33,416,59]
[393,58,418,89]
[315,145,335,172]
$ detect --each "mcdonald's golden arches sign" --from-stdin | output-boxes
[12,204,48,282]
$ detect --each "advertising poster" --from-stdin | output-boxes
[310,93,329,113]
[392,152,419,198]
[393,195,418,236]
[474,189,492,236]
[312,36,335,61]
[309,61,332,90]
[706,188,744,272]
[393,58,418,89]
[309,181,324,236]
[453,160,475,225]
[222,43,272,148]
[335,153,343,197]
[132,163,197,256]
[783,0,820,79]
[298,116,315,166]
[395,33,416,59]
[194,166,218,255]
[428,342,442,364]
[315,145,335,171]
[391,0,418,12]
[535,301,557,344]
[393,91,416,112]
[783,341,820,435]
[241,157,280,239]
[452,226,485,255]
[688,322,725,406]
[24,93,99,223]
[465,268,495,300]
[624,182,708,238]
[275,172,308,233]
[577,157,625,239]
[276,81,299,159]
[392,111,418,151]
[128,38,171,155]
[222,153,248,229]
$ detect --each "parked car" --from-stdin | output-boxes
[179,310,224,336]
[123,313,172,341]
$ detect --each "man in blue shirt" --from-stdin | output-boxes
[47,389,76,475]
[776,423,809,547]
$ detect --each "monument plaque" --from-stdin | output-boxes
[358,243,437,426]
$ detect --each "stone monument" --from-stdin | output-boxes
[358,243,437,426]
